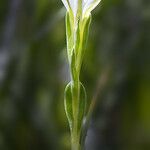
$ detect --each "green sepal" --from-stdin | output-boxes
[82,15,91,51]
[74,19,81,58]
[64,82,73,131]
[66,12,74,63]
[70,50,77,82]
[76,15,91,71]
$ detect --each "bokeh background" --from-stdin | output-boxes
[0,0,150,150]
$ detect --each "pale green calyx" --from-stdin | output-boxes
[62,0,101,68]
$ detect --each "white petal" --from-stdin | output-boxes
[61,0,78,16]
[83,0,101,17]
[83,0,88,6]
[69,0,78,16]
[61,0,69,11]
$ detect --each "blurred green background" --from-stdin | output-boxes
[0,0,150,150]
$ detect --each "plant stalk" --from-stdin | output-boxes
[71,72,81,150]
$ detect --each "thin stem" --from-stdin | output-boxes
[71,132,81,150]
[71,68,81,150]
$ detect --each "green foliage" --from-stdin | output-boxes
[63,1,100,149]
[0,0,150,150]
[64,82,73,130]
[64,82,87,132]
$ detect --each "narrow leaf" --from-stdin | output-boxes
[77,82,87,132]
[64,82,73,131]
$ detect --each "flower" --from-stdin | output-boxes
[61,0,101,18]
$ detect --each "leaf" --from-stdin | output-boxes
[77,82,87,132]
[64,82,73,131]
[64,82,87,134]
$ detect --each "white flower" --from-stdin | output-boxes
[61,0,101,18]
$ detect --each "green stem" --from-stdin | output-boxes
[71,131,81,150]
[71,71,81,150]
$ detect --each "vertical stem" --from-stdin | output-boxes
[69,2,85,148]
[71,72,81,150]
[71,132,81,150]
